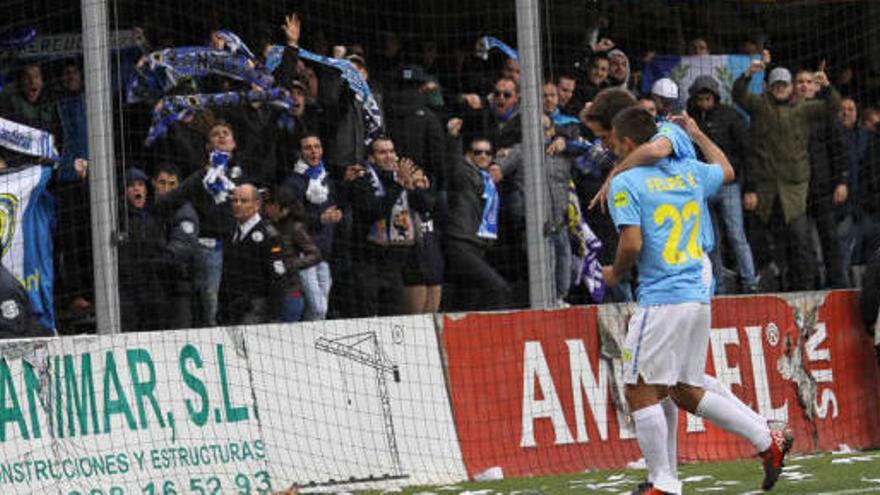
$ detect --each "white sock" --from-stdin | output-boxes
[695,391,772,452]
[633,404,682,494]
[703,375,766,427]
[661,397,679,479]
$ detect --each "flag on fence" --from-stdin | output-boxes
[0,165,55,332]
[641,54,765,108]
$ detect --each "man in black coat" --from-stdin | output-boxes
[444,137,511,311]
[218,183,291,324]
[385,65,447,189]
[793,69,850,289]
[118,168,168,332]
[152,163,200,329]
[687,75,758,293]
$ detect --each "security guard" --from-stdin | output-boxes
[0,264,42,339]
[218,183,291,324]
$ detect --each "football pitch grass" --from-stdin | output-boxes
[360,449,880,495]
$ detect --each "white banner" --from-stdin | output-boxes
[0,316,465,494]
[0,329,268,495]
[246,315,466,490]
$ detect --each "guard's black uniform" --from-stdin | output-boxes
[0,265,43,339]
[218,218,291,324]
[161,202,201,329]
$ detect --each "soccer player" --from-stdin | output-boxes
[603,108,789,495]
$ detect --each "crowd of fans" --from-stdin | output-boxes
[2,13,880,334]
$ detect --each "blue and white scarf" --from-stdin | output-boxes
[126,47,274,104]
[294,158,329,205]
[477,168,499,240]
[214,30,257,61]
[567,182,604,302]
[0,117,60,162]
[145,87,295,146]
[476,36,520,63]
[364,162,385,198]
[362,163,416,246]
[266,45,384,144]
[202,150,236,204]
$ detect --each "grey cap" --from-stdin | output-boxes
[768,67,792,86]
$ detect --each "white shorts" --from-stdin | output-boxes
[622,302,711,386]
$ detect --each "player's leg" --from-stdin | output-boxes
[626,381,680,495]
[701,374,766,426]
[623,307,682,495]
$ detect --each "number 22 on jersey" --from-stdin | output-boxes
[653,200,702,265]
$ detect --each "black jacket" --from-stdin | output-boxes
[215,104,285,187]
[462,103,522,154]
[160,202,201,295]
[385,88,447,188]
[118,203,169,331]
[346,163,430,261]
[688,99,752,182]
[808,118,848,201]
[445,156,492,248]
[219,218,290,324]
[153,168,236,240]
[318,68,382,178]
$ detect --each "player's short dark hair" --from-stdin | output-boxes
[583,88,638,131]
[611,106,657,146]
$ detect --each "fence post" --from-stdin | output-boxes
[82,0,121,334]
[517,0,554,308]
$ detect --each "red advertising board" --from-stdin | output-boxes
[442,291,880,479]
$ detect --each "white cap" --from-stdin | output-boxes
[651,78,679,99]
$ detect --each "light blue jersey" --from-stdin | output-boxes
[654,121,697,160]
[608,157,724,306]
[652,122,718,253]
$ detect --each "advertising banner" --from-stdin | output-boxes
[442,291,880,479]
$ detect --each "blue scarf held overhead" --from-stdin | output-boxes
[266,45,384,145]
[214,30,257,60]
[144,87,294,146]
[126,47,274,104]
[477,36,520,63]
[477,169,499,240]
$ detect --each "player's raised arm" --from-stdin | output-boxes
[615,134,672,172]
[671,113,735,183]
